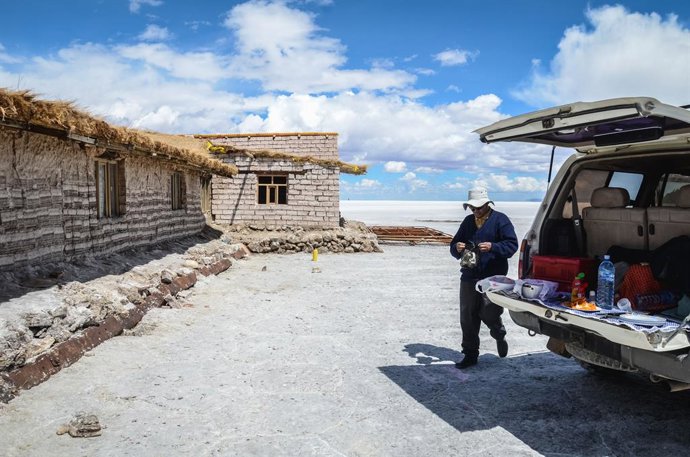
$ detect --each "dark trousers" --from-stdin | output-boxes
[460,279,506,357]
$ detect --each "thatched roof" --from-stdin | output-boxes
[0,88,238,177]
[195,135,367,175]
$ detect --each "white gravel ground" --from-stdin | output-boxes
[1,244,690,456]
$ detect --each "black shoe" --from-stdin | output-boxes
[497,338,508,358]
[455,356,478,369]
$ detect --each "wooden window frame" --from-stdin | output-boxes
[95,158,121,218]
[171,172,186,210]
[200,175,212,214]
[257,174,288,205]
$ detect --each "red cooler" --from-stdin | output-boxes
[531,255,597,292]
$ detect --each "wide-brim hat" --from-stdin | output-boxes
[463,187,494,210]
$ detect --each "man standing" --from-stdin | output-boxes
[450,188,518,369]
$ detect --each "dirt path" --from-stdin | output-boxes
[1,245,689,456]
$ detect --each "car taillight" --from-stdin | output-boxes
[518,238,531,279]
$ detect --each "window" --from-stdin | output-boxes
[572,169,609,206]
[608,171,643,205]
[171,172,186,210]
[257,175,287,205]
[563,169,645,218]
[200,176,212,214]
[656,173,690,206]
[96,159,121,218]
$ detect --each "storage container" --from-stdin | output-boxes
[531,255,597,292]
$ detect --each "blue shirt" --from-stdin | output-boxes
[450,209,518,281]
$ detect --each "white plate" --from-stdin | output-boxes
[618,313,667,326]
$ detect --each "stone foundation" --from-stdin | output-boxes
[220,222,382,254]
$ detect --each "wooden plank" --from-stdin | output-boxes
[369,225,453,244]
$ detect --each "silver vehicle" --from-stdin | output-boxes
[475,97,690,391]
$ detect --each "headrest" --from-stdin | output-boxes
[590,187,630,208]
[677,185,690,208]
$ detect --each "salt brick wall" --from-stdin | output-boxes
[0,128,207,269]
[210,134,340,228]
[211,134,338,160]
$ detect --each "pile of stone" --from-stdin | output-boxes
[220,221,382,254]
[56,413,103,438]
[0,238,248,402]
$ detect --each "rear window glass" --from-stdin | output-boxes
[560,169,643,217]
[608,172,643,204]
[656,173,690,206]
[561,169,609,218]
[573,169,609,205]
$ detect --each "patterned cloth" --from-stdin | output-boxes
[496,290,686,334]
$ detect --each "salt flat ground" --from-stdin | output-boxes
[1,244,690,456]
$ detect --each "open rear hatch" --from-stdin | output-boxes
[475,97,690,148]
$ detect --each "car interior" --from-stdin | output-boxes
[537,151,690,263]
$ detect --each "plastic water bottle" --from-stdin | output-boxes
[596,255,615,310]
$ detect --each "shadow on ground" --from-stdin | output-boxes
[382,343,690,457]
[0,225,223,302]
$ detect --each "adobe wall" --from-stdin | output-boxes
[209,134,340,228]
[0,128,206,269]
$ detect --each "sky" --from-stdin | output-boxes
[1,0,690,201]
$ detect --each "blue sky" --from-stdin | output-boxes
[2,1,689,201]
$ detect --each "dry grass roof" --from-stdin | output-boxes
[0,88,238,177]
[197,137,367,175]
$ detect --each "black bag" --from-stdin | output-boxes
[650,235,690,295]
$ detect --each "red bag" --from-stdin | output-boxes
[618,263,662,309]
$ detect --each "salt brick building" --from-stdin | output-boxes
[0,89,237,270]
[199,133,356,229]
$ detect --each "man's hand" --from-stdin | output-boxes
[477,242,492,252]
[455,242,466,252]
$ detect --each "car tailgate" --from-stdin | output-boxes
[486,291,690,352]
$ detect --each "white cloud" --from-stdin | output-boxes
[433,48,477,66]
[384,161,407,173]
[371,58,395,69]
[446,182,465,190]
[0,42,248,134]
[415,166,444,174]
[340,178,383,195]
[0,43,21,64]
[447,85,460,93]
[514,5,690,106]
[243,91,510,167]
[358,178,381,188]
[414,68,436,76]
[472,174,547,193]
[129,0,163,14]
[223,1,416,93]
[117,43,227,81]
[400,172,428,191]
[185,20,212,32]
[299,0,334,5]
[138,25,172,42]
